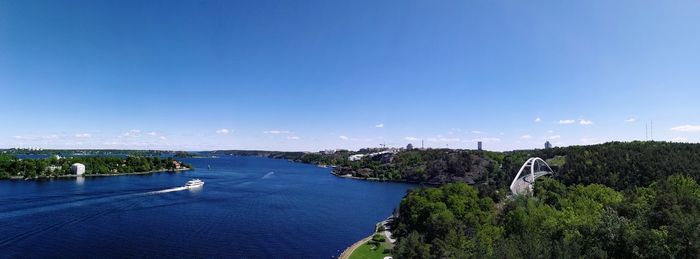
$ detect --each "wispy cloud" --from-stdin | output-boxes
[625,118,636,123]
[471,130,486,134]
[287,136,300,140]
[339,135,349,140]
[670,125,700,132]
[520,134,532,139]
[404,137,419,141]
[375,123,384,128]
[534,117,541,123]
[579,119,594,125]
[559,119,576,124]
[216,129,230,134]
[122,129,141,137]
[147,131,158,136]
[15,134,61,141]
[75,133,91,138]
[263,130,291,134]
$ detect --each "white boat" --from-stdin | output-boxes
[184,179,204,188]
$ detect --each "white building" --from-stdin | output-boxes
[71,163,86,175]
[348,154,366,161]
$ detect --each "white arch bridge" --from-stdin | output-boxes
[509,157,554,195]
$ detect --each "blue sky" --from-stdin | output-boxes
[1,0,699,151]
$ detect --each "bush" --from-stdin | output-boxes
[372,234,386,242]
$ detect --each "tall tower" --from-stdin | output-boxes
[477,141,483,151]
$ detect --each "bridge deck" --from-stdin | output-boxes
[510,171,552,195]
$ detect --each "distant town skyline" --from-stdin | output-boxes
[1,0,699,151]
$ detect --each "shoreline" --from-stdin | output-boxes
[338,223,380,259]
[7,168,192,180]
[330,171,436,186]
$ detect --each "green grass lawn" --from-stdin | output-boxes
[349,242,391,259]
[546,155,566,167]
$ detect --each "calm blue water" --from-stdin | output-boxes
[0,156,413,258]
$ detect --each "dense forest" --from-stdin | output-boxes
[0,155,191,179]
[286,141,700,192]
[387,141,700,258]
[533,141,700,190]
[331,149,494,185]
[392,176,700,258]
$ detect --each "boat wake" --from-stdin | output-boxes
[148,186,189,194]
[0,185,193,220]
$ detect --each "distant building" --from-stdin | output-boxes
[172,160,182,169]
[477,141,483,151]
[406,143,414,150]
[321,149,336,155]
[71,163,85,175]
[545,141,552,149]
[348,154,365,161]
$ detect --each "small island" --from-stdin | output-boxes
[0,154,192,180]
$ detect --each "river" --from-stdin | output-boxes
[0,156,414,258]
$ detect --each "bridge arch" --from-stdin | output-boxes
[509,157,554,195]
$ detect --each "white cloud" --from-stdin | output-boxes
[625,118,636,123]
[287,136,300,140]
[375,123,384,128]
[14,135,60,140]
[520,134,532,139]
[547,130,554,133]
[439,137,461,142]
[579,119,594,125]
[548,135,561,140]
[471,130,486,134]
[535,117,542,123]
[147,131,158,136]
[75,133,91,138]
[670,137,687,142]
[404,137,419,141]
[559,119,576,124]
[264,130,291,134]
[123,129,141,137]
[670,125,700,132]
[339,135,349,140]
[159,136,167,140]
[216,129,230,134]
